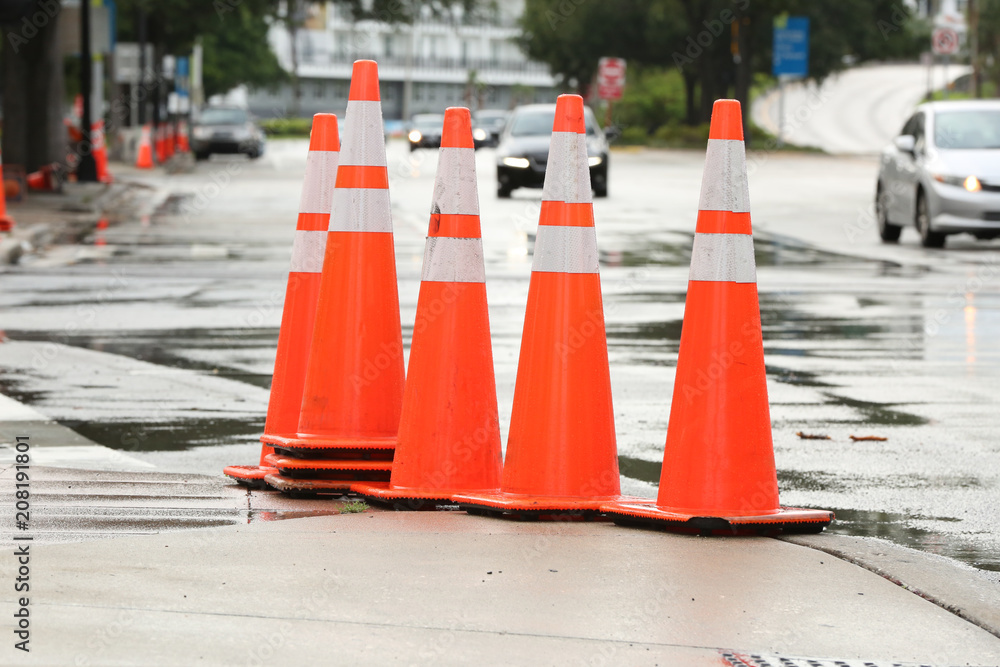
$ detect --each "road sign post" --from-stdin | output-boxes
[931,27,960,100]
[597,57,626,127]
[772,16,809,146]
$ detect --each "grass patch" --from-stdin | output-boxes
[340,500,369,514]
[260,117,312,138]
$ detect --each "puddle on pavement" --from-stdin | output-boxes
[827,508,1000,572]
[68,417,264,452]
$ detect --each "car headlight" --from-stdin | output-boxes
[588,156,603,167]
[473,128,488,141]
[933,173,982,192]
[408,130,422,143]
[502,157,530,168]
[193,127,211,140]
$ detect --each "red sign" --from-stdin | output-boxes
[932,27,959,55]
[597,57,626,101]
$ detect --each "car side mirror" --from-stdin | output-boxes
[894,134,916,154]
[604,126,621,143]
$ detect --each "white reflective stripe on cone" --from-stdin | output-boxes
[329,188,393,232]
[299,151,340,215]
[542,132,592,204]
[431,147,479,216]
[688,233,756,283]
[420,237,486,283]
[698,139,750,213]
[289,230,327,273]
[340,100,388,167]
[532,225,599,274]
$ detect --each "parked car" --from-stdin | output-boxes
[191,106,265,160]
[495,103,609,198]
[407,114,445,151]
[876,100,1000,248]
[472,109,508,148]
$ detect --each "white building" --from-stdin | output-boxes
[248,1,557,121]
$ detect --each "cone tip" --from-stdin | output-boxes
[708,99,743,141]
[441,107,474,149]
[309,113,340,152]
[349,60,381,101]
[552,94,585,134]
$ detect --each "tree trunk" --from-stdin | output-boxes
[683,69,698,126]
[734,13,753,144]
[2,4,67,173]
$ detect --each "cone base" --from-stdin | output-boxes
[601,500,834,536]
[353,481,494,511]
[454,491,646,521]
[269,444,394,462]
[0,216,15,233]
[264,432,396,451]
[271,455,392,474]
[263,473,357,496]
[222,465,276,489]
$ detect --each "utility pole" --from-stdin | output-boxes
[137,5,148,124]
[78,0,99,182]
[970,0,981,98]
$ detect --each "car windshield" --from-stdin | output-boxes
[935,110,1000,149]
[510,109,597,136]
[412,116,443,130]
[198,108,248,125]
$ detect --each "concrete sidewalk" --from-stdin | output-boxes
[1,467,1000,665]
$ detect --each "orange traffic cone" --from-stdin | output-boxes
[223,113,341,487]
[455,94,637,519]
[136,125,154,169]
[164,123,175,159]
[92,121,113,184]
[353,108,502,509]
[177,120,190,153]
[262,60,403,495]
[601,100,833,535]
[26,165,56,192]
[0,149,15,233]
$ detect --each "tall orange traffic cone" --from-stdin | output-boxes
[354,108,502,509]
[92,121,113,184]
[0,149,15,233]
[136,125,154,169]
[455,94,637,519]
[601,100,833,535]
[223,113,341,488]
[262,60,402,494]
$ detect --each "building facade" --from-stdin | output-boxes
[248,0,557,121]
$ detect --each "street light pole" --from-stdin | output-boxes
[78,0,99,182]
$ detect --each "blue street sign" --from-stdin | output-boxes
[773,16,809,78]
[175,56,190,97]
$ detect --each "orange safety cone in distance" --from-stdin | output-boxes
[353,107,502,509]
[92,121,113,184]
[223,113,341,487]
[136,125,154,169]
[179,120,191,153]
[454,94,639,519]
[26,165,55,192]
[0,149,15,233]
[601,100,833,535]
[263,60,402,493]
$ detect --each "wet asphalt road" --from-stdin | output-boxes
[1,139,999,575]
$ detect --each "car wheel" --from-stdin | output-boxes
[409,144,418,153]
[916,190,945,248]
[876,182,901,243]
[594,183,608,198]
[194,151,209,161]
[497,184,512,199]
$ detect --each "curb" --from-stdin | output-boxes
[782,533,1000,640]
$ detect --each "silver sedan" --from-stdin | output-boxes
[876,100,1000,248]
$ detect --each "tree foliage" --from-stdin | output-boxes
[520,0,927,129]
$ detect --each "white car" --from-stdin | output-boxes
[876,100,1000,248]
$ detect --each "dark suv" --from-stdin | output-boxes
[495,103,609,198]
[191,106,266,160]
